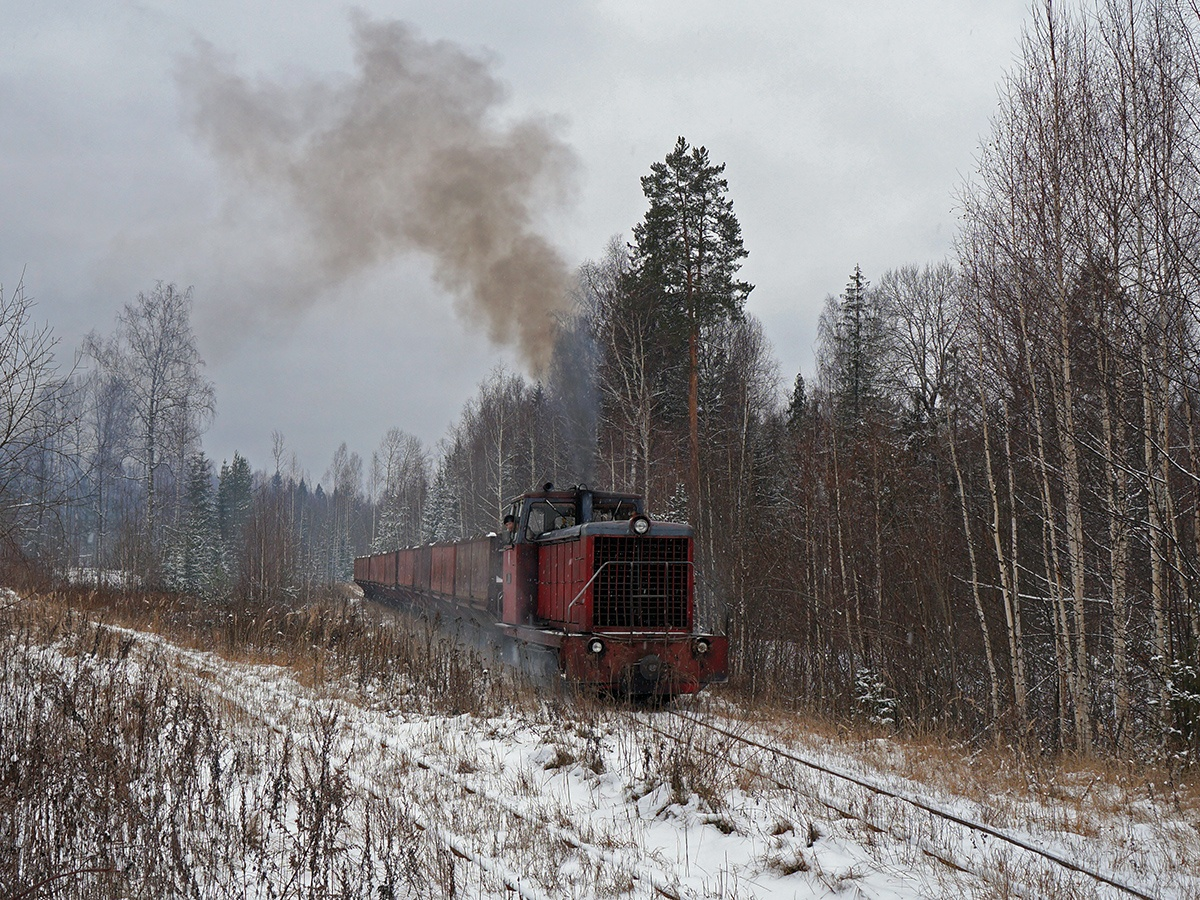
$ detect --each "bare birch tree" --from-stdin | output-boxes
[0,277,73,552]
[89,284,215,574]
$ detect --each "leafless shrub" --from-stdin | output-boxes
[0,602,227,897]
[0,587,524,898]
[636,713,740,812]
[28,584,536,719]
[764,846,810,876]
[540,743,577,771]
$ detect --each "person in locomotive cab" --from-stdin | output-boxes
[503,513,517,544]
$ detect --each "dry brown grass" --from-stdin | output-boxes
[703,691,1200,892]
[709,690,1200,821]
[0,582,546,899]
[717,671,1200,831]
[17,583,538,717]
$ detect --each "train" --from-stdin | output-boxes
[353,484,729,698]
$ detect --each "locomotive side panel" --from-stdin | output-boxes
[502,543,538,625]
[536,539,589,631]
[535,541,557,625]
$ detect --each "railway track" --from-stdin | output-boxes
[122,627,694,899]
[399,744,692,899]
[634,706,1161,900]
[86,616,1181,898]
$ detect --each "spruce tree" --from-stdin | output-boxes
[421,466,461,543]
[217,452,253,582]
[172,452,218,596]
[786,373,810,433]
[839,266,870,421]
[819,265,888,427]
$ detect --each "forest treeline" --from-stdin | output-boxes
[3,0,1200,759]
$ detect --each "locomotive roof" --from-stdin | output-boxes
[506,486,642,505]
[535,520,694,542]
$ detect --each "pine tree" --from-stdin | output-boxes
[629,136,753,509]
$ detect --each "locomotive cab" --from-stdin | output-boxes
[501,485,635,625]
[504,487,644,544]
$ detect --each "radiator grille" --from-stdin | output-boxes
[592,536,689,629]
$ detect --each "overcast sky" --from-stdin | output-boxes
[1,2,1030,481]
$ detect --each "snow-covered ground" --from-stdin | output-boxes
[4,595,1198,899]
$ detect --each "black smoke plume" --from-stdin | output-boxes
[177,14,577,371]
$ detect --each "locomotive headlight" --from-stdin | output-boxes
[630,514,651,536]
[588,638,605,655]
[693,638,710,656]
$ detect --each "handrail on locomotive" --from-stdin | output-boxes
[566,558,695,614]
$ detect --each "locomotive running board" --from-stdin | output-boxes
[495,623,567,648]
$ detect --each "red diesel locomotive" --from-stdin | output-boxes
[353,485,728,697]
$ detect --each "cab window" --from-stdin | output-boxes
[591,498,640,522]
[524,500,576,538]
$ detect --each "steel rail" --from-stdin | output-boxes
[657,709,1159,900]
[628,711,1009,894]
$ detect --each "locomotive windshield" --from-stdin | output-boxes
[590,497,639,521]
[524,499,576,538]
